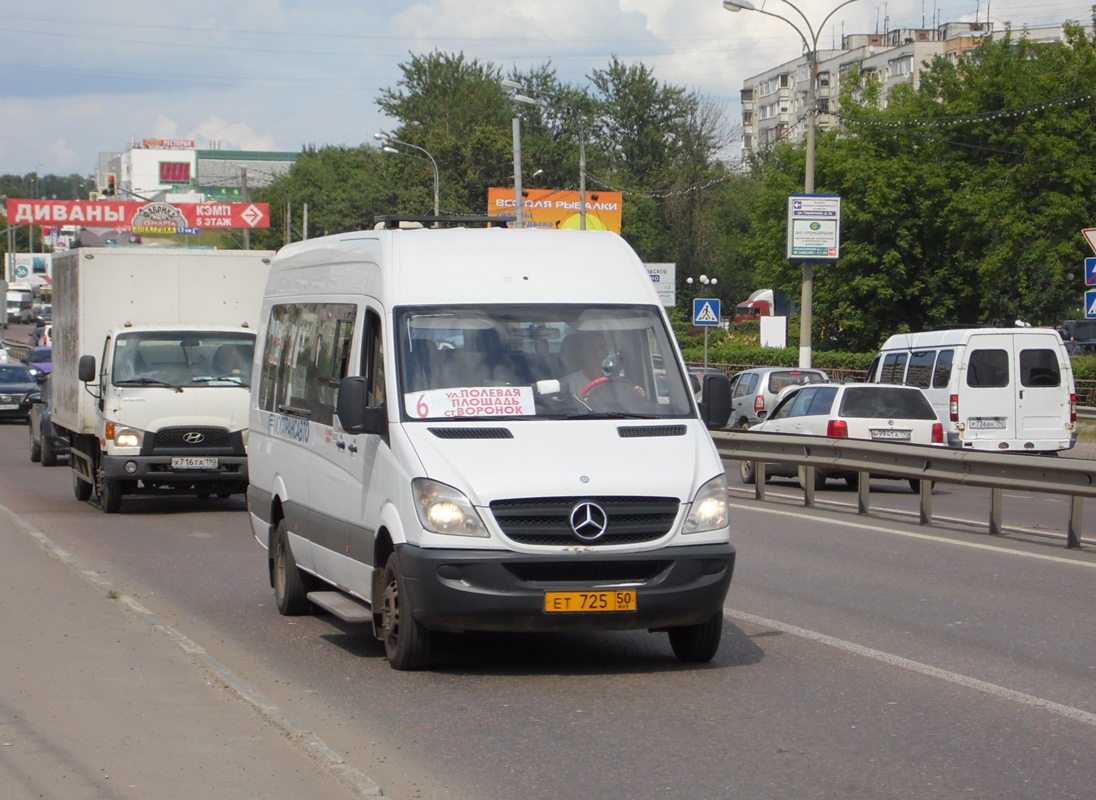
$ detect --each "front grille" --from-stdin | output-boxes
[148,427,234,453]
[429,427,513,439]
[618,425,687,438]
[490,496,679,546]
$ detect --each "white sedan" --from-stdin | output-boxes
[739,383,944,491]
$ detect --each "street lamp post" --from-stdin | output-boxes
[374,132,440,218]
[723,0,859,368]
[686,274,718,369]
[502,80,591,229]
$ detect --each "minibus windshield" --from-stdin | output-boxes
[396,304,694,421]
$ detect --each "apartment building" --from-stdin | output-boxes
[740,21,995,155]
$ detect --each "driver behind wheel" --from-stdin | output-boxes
[560,331,610,396]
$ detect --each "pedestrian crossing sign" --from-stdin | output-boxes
[693,298,720,326]
[1086,290,1096,319]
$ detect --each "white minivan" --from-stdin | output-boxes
[247,220,735,670]
[868,327,1076,453]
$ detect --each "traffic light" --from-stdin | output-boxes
[104,174,116,196]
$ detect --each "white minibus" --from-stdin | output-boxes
[868,327,1076,452]
[247,220,735,670]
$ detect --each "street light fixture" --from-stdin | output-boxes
[686,274,718,369]
[502,80,592,229]
[723,0,859,368]
[374,131,440,218]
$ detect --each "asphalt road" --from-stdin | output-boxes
[1,419,1094,799]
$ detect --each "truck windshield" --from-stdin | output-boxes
[112,331,256,387]
[396,304,694,421]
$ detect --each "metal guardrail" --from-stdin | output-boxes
[712,430,1094,549]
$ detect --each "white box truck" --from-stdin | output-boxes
[51,247,275,512]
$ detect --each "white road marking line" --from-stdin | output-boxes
[727,609,1096,728]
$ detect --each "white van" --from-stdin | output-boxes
[247,221,736,670]
[868,328,1076,452]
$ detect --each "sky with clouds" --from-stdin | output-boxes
[1,0,1092,178]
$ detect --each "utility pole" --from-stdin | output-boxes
[240,168,251,250]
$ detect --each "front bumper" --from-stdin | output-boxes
[99,454,248,485]
[396,542,735,634]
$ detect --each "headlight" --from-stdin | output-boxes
[684,475,730,534]
[240,428,249,450]
[26,391,41,403]
[113,427,143,448]
[411,478,488,538]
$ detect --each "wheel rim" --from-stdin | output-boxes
[739,460,752,480]
[382,575,400,651]
[273,539,287,598]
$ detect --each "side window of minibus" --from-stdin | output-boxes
[931,350,954,388]
[362,310,385,409]
[880,353,907,384]
[906,351,935,389]
[258,305,293,413]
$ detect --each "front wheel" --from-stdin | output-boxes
[739,459,756,485]
[272,519,313,616]
[29,425,41,463]
[668,612,724,663]
[909,479,935,494]
[40,431,58,467]
[99,477,123,514]
[380,552,431,671]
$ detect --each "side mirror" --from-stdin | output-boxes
[699,373,732,430]
[336,376,388,438]
[78,355,97,383]
[756,409,768,421]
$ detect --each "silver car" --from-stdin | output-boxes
[726,367,828,429]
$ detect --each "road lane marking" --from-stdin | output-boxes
[729,500,1096,570]
[0,502,387,798]
[727,609,1096,728]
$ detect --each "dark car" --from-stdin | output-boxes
[0,364,41,422]
[28,374,69,466]
[23,346,53,381]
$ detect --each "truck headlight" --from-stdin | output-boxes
[684,475,730,534]
[411,478,488,538]
[113,427,143,448]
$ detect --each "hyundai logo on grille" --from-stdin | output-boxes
[569,502,609,541]
[182,431,206,444]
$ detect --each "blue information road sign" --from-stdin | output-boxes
[1086,257,1096,286]
[693,298,720,326]
[1086,290,1096,319]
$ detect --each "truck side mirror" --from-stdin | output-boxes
[78,355,97,383]
[700,373,732,430]
[336,376,388,439]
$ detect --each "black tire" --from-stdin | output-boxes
[272,520,313,615]
[844,475,860,490]
[100,477,123,514]
[380,552,431,671]
[216,491,232,499]
[73,467,93,501]
[739,459,756,485]
[909,479,935,494]
[40,433,58,467]
[29,425,41,463]
[668,611,724,663]
[798,465,826,492]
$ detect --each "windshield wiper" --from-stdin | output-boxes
[566,411,659,420]
[116,377,184,393]
[193,375,249,387]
